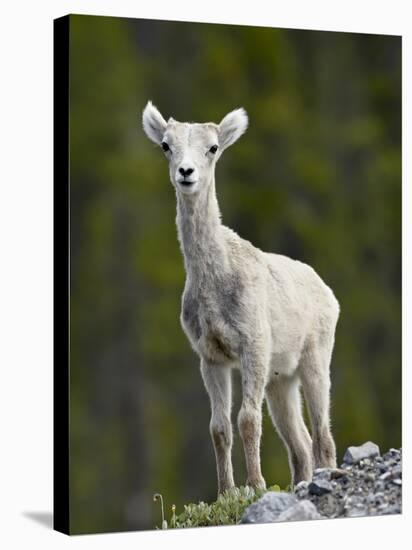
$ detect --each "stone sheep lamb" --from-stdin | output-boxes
[142,101,340,495]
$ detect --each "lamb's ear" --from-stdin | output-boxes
[218,108,248,150]
[142,101,167,144]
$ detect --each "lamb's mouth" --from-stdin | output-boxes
[178,179,196,186]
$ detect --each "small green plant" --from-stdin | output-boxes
[171,504,177,528]
[163,485,281,529]
[153,493,168,529]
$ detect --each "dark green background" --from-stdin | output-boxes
[68,14,401,534]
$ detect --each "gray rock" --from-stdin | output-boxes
[242,445,401,524]
[346,507,367,518]
[374,492,384,504]
[294,480,309,497]
[241,492,297,524]
[313,468,332,480]
[314,493,341,517]
[308,479,333,496]
[277,500,323,522]
[382,451,395,462]
[330,468,349,480]
[343,441,380,464]
[384,504,402,515]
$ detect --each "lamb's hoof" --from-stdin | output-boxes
[246,476,266,490]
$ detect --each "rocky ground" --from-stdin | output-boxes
[242,442,402,524]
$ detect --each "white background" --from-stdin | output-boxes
[0,1,410,548]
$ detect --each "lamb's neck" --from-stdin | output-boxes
[176,178,228,279]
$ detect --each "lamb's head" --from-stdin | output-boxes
[142,101,248,196]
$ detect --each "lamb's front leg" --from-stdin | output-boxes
[238,351,267,490]
[200,359,235,495]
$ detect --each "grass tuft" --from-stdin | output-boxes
[157,485,281,529]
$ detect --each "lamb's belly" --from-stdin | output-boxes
[269,314,307,375]
[270,350,301,377]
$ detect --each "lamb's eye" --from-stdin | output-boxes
[161,141,170,152]
[209,145,218,154]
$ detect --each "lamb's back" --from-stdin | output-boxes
[264,252,339,339]
[221,227,339,340]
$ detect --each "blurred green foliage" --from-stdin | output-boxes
[68,15,401,534]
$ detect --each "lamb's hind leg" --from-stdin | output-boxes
[299,337,337,469]
[200,359,235,494]
[265,373,313,486]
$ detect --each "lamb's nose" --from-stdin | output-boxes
[179,167,194,177]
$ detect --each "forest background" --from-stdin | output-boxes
[68,15,401,533]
